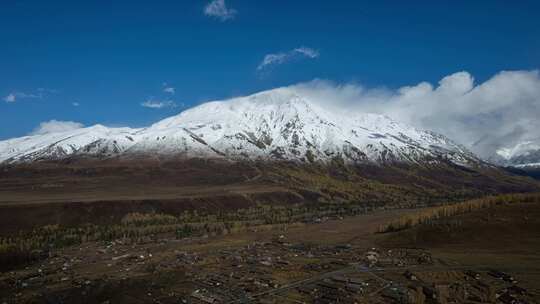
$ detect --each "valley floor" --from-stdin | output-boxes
[1,198,539,303]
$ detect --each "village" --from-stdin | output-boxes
[178,237,533,304]
[0,230,535,304]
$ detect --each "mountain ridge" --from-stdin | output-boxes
[0,87,480,166]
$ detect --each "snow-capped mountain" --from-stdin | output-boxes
[0,87,479,166]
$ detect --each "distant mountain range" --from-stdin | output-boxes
[0,88,480,166]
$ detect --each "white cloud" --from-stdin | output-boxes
[3,93,16,103]
[3,89,57,103]
[72,102,80,107]
[141,99,177,109]
[258,53,288,70]
[294,47,320,58]
[163,86,175,95]
[289,70,540,161]
[31,120,85,135]
[257,47,320,71]
[16,92,42,99]
[204,0,237,21]
[37,88,58,94]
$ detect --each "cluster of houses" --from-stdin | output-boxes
[296,275,370,304]
[364,248,433,268]
[379,268,532,304]
[177,240,533,304]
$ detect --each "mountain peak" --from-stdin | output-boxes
[0,87,480,166]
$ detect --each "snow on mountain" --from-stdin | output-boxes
[0,125,140,163]
[0,87,480,165]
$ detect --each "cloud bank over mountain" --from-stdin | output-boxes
[291,70,540,161]
[31,120,85,135]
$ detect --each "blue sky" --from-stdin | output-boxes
[1,0,539,140]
